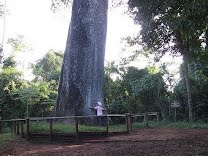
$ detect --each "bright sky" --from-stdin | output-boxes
[1,0,139,62]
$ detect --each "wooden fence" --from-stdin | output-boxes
[0,112,159,144]
[131,112,160,126]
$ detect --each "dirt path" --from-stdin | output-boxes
[1,128,208,156]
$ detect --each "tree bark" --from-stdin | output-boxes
[55,0,108,116]
[183,52,193,122]
[176,31,193,122]
[206,29,208,49]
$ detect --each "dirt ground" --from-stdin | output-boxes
[1,128,208,156]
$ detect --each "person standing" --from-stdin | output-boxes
[90,102,106,126]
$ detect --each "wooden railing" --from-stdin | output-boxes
[0,112,159,144]
[131,112,160,126]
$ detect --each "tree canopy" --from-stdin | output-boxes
[127,0,208,121]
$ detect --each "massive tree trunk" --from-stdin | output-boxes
[55,0,108,116]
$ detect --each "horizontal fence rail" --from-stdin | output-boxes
[0,112,159,144]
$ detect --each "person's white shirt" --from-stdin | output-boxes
[94,105,104,116]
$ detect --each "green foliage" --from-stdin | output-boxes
[33,49,63,90]
[0,66,26,119]
[175,59,208,121]
[127,0,208,57]
[104,62,169,118]
[7,35,28,52]
[0,55,57,119]
[104,62,123,113]
[164,122,208,129]
[127,0,208,122]
[12,82,56,117]
[0,48,63,119]
[2,56,16,69]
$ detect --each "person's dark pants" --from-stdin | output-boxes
[98,116,105,126]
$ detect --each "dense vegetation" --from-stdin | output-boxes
[0,45,207,122]
[127,0,208,122]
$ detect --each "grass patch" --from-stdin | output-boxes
[30,121,76,133]
[29,120,208,134]
[164,122,208,129]
[109,124,126,132]
[132,121,160,129]
[30,121,107,133]
[30,121,129,133]
[79,125,106,132]
[132,122,147,129]
[0,133,15,149]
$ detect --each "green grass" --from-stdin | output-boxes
[132,121,160,128]
[0,133,15,149]
[109,124,127,131]
[1,127,11,133]
[30,121,107,133]
[30,121,129,133]
[30,122,75,133]
[79,125,106,132]
[163,121,208,129]
[132,120,208,129]
[132,122,149,129]
[29,120,208,134]
[30,121,75,133]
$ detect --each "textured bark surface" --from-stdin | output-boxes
[55,0,108,116]
[183,52,193,122]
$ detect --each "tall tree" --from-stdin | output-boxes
[127,0,208,121]
[55,0,108,116]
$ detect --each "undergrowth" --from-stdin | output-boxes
[163,121,208,129]
[0,133,15,149]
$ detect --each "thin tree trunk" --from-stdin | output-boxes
[55,0,108,116]
[183,52,193,122]
[176,31,193,122]
[206,29,208,49]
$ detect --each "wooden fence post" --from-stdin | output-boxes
[75,117,79,144]
[26,118,30,141]
[157,113,160,125]
[11,121,13,133]
[0,117,2,133]
[143,114,146,123]
[106,115,109,136]
[144,113,148,127]
[49,119,53,142]
[129,114,132,131]
[125,113,130,133]
[13,121,16,134]
[20,120,24,137]
[17,120,20,135]
[12,121,14,133]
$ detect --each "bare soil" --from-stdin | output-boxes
[1,128,208,156]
